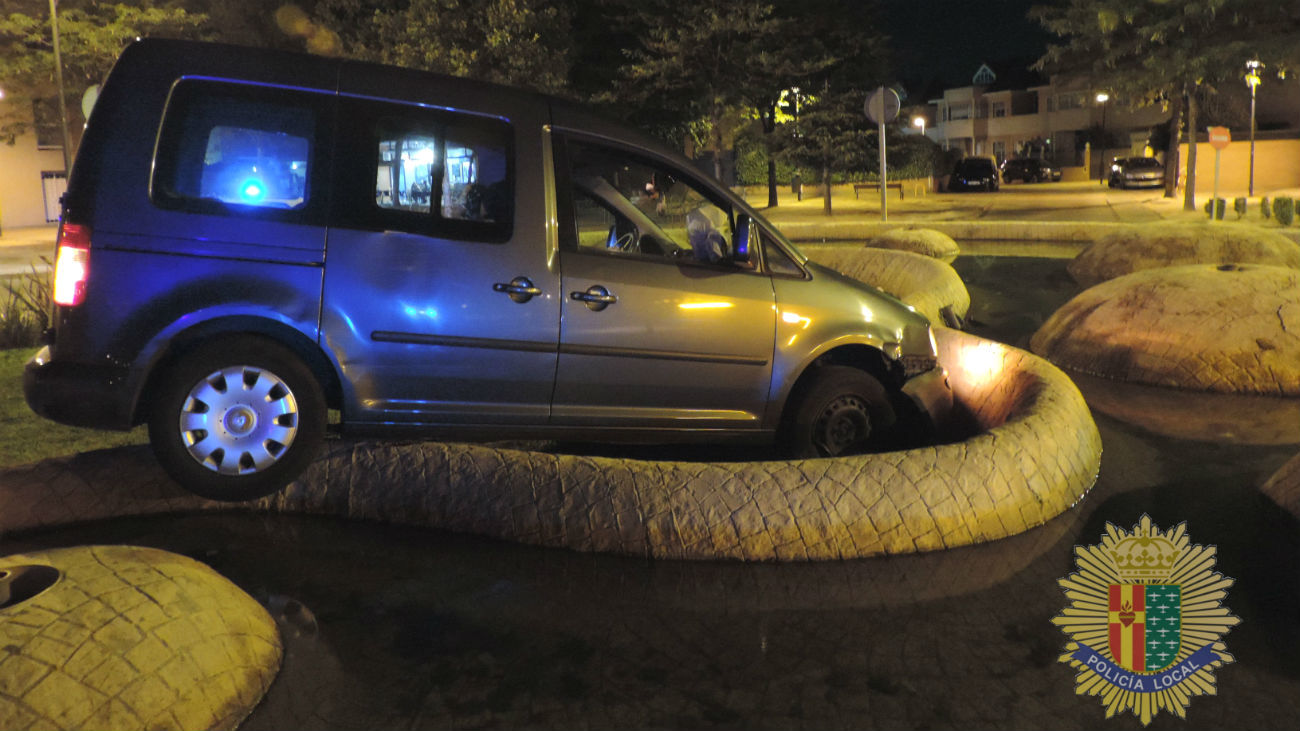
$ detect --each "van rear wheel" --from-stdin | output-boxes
[148,338,326,502]
[783,366,896,459]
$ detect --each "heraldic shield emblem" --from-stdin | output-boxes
[1053,516,1239,725]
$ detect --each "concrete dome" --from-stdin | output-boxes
[800,246,970,324]
[1032,264,1300,394]
[867,227,961,259]
[1067,224,1300,288]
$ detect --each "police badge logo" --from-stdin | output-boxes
[1052,516,1239,725]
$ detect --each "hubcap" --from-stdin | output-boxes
[813,395,871,456]
[178,365,299,476]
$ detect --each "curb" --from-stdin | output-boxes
[772,219,1300,246]
[0,329,1101,561]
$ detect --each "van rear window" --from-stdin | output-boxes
[152,80,328,221]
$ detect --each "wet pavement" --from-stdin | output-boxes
[6,255,1300,729]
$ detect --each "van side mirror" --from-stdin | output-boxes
[732,215,755,265]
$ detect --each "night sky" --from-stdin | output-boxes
[883,0,1053,90]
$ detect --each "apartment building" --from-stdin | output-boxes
[921,64,1169,171]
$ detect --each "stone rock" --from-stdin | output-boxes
[0,546,281,731]
[868,227,961,259]
[800,246,970,324]
[1031,264,1300,394]
[1067,224,1300,287]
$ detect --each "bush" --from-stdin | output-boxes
[734,140,803,187]
[1234,197,1247,219]
[0,262,51,349]
[1204,198,1225,220]
[1262,196,1271,219]
[1276,197,1296,227]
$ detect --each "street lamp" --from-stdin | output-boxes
[912,115,926,137]
[1095,93,1109,185]
[1245,59,1263,197]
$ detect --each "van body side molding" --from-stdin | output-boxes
[559,343,768,367]
[370,331,557,353]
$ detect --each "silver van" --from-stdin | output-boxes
[25,39,951,501]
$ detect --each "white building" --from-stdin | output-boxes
[0,98,67,231]
[925,64,1169,175]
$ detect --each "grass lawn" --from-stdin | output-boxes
[0,347,147,468]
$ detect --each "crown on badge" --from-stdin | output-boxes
[1110,526,1181,582]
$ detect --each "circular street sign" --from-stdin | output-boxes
[1207,126,1231,151]
[865,87,901,124]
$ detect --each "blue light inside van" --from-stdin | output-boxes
[239,179,266,203]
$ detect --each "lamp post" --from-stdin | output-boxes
[50,0,73,178]
[1245,60,1262,197]
[1095,93,1109,184]
[912,115,926,137]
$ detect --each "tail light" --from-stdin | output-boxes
[53,223,91,307]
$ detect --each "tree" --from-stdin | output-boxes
[315,0,571,93]
[1034,0,1300,211]
[0,1,208,148]
[774,86,872,215]
[609,0,885,204]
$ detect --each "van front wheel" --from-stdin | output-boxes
[782,366,895,459]
[148,338,326,502]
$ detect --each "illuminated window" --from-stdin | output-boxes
[153,81,322,216]
[366,109,512,239]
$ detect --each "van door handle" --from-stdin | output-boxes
[493,276,542,303]
[570,285,617,311]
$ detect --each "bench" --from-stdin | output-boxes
[853,182,904,199]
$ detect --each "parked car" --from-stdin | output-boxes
[1108,157,1165,189]
[999,158,1061,183]
[948,157,1000,192]
[25,39,952,501]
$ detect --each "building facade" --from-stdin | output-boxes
[923,65,1170,172]
[0,99,67,231]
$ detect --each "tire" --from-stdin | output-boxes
[148,337,326,501]
[782,366,896,459]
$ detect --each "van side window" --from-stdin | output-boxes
[152,80,326,220]
[556,137,737,265]
[335,97,513,242]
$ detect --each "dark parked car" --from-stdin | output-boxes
[948,157,1000,192]
[1000,158,1060,183]
[1109,157,1165,189]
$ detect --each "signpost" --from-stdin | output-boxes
[1208,126,1231,221]
[865,87,900,222]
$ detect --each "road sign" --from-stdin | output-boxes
[1208,126,1231,150]
[864,88,901,124]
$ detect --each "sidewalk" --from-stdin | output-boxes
[0,224,57,248]
[0,225,57,277]
[747,181,1300,244]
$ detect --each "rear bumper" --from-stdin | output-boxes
[24,346,136,430]
[901,365,953,430]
